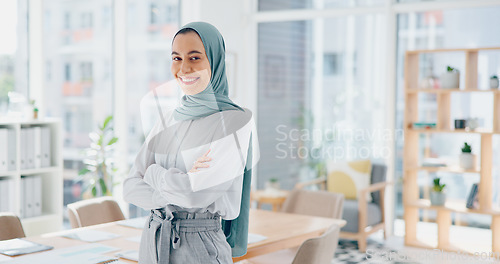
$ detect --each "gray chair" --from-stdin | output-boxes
[281,189,344,219]
[246,190,344,264]
[245,224,341,264]
[67,197,125,228]
[292,224,341,264]
[296,163,389,252]
[0,212,26,240]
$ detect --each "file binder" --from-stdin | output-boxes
[26,128,35,169]
[34,127,42,169]
[20,128,26,170]
[33,175,42,217]
[40,127,51,167]
[0,179,8,212]
[7,129,16,171]
[0,128,7,171]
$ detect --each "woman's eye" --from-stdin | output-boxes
[172,57,181,61]
[190,57,200,61]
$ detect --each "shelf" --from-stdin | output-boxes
[0,117,60,126]
[0,171,17,177]
[406,199,500,216]
[406,166,480,174]
[20,166,61,175]
[0,120,62,236]
[404,47,500,254]
[406,88,500,94]
[406,223,497,255]
[408,128,499,135]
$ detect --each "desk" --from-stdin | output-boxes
[19,209,345,263]
[251,190,289,212]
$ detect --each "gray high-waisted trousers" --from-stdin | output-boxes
[139,209,233,264]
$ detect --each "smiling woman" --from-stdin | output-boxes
[124,22,256,264]
[171,29,211,95]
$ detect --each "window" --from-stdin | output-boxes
[257,14,387,189]
[0,0,29,111]
[323,53,341,76]
[127,0,180,217]
[64,63,71,82]
[43,0,114,213]
[258,0,384,11]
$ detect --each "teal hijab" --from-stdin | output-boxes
[172,22,252,258]
[172,22,242,121]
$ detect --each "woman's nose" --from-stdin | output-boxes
[180,61,192,74]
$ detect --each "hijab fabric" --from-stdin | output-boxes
[172,22,242,121]
[172,22,252,258]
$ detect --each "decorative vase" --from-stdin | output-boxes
[490,78,499,89]
[459,153,476,170]
[440,71,460,89]
[265,180,280,192]
[430,191,446,206]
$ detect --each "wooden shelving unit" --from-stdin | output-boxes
[0,119,63,236]
[403,47,500,253]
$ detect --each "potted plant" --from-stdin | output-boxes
[440,66,460,89]
[0,75,14,115]
[459,142,476,170]
[265,178,280,192]
[490,75,499,89]
[77,116,120,198]
[430,177,446,206]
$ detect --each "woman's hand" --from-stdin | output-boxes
[189,149,212,173]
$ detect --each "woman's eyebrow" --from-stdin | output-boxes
[171,50,203,55]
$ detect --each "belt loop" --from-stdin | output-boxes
[172,220,180,249]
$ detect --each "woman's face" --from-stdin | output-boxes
[171,31,211,95]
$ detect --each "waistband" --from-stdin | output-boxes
[147,209,221,263]
[150,209,220,222]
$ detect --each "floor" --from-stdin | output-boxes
[368,219,500,263]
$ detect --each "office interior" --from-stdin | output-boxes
[1,0,500,263]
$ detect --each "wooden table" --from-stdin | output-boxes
[251,190,289,212]
[233,209,345,262]
[18,209,345,263]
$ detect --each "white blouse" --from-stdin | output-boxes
[123,108,253,220]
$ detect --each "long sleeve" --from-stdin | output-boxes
[123,135,169,210]
[143,117,252,210]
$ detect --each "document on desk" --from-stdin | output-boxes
[115,250,139,262]
[116,217,147,229]
[125,236,141,243]
[62,229,121,242]
[8,244,119,264]
[0,238,53,256]
[247,233,267,244]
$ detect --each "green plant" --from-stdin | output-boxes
[432,178,446,192]
[461,142,472,153]
[0,75,14,98]
[269,178,278,183]
[77,116,119,197]
[491,75,498,79]
[447,66,459,73]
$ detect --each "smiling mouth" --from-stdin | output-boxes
[179,76,200,85]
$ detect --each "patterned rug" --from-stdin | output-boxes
[332,239,420,264]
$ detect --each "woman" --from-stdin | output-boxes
[123,22,254,264]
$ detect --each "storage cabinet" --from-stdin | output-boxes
[0,119,62,236]
[403,47,500,253]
